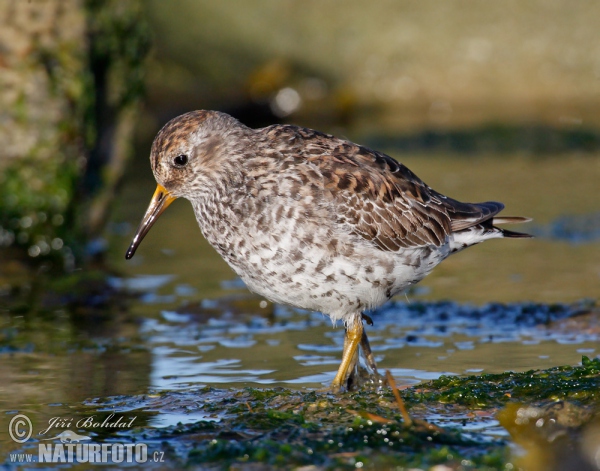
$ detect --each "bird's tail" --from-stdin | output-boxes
[449,211,532,253]
[492,216,533,238]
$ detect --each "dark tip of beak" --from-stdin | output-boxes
[125,184,176,260]
[125,228,146,260]
[125,243,136,260]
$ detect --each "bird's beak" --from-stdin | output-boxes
[125,184,176,259]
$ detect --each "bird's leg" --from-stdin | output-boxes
[346,328,380,391]
[345,330,362,390]
[330,319,363,393]
[359,329,378,375]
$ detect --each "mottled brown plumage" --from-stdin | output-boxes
[127,110,531,392]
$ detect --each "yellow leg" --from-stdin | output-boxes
[330,320,363,393]
[345,331,361,389]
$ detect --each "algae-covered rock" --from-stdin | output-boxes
[0,0,150,270]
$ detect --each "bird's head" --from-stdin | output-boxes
[125,110,245,259]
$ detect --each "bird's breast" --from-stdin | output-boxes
[190,192,449,320]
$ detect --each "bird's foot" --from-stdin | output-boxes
[327,315,386,393]
[327,365,385,394]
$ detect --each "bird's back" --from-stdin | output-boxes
[253,124,530,249]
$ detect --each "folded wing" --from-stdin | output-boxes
[283,127,529,250]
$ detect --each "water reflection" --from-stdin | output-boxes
[125,275,598,392]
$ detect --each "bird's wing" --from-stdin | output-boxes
[265,125,504,251]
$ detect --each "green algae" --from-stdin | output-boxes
[82,357,598,469]
[404,356,600,407]
[186,422,502,470]
[145,387,504,469]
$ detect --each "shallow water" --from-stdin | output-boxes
[1,152,599,465]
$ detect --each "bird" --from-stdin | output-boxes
[126,110,531,393]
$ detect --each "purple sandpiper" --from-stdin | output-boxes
[126,110,531,392]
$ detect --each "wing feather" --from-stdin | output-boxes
[261,125,506,251]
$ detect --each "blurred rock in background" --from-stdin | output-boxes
[0,0,150,271]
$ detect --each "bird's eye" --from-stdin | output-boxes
[173,154,188,167]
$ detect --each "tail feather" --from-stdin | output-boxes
[492,216,533,239]
[448,201,533,252]
[493,216,533,238]
[445,197,533,240]
[496,227,533,238]
[493,216,532,225]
